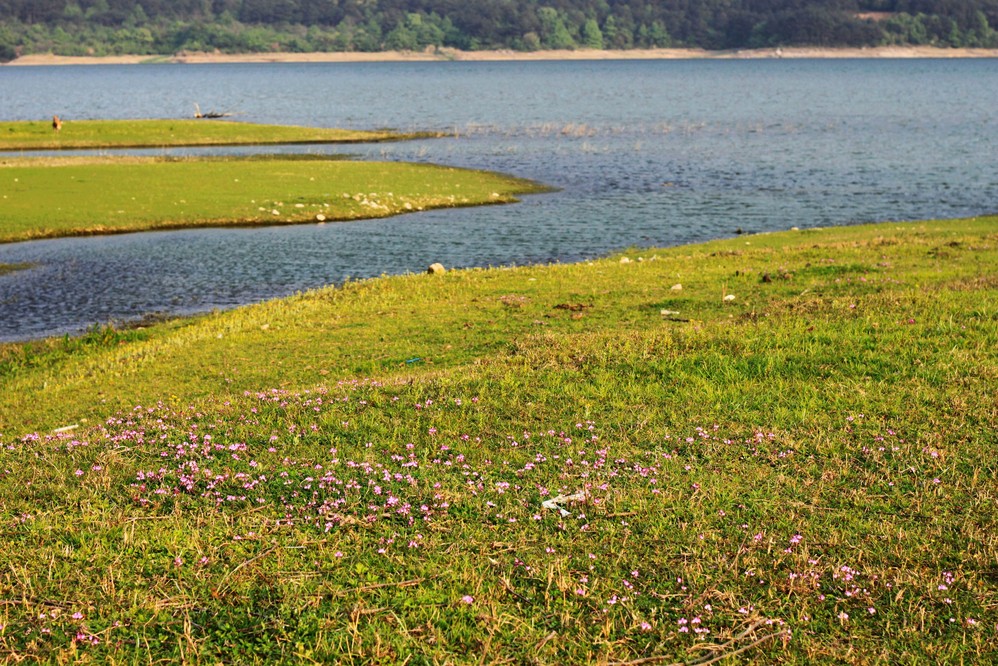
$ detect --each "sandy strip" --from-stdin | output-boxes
[6,45,998,66]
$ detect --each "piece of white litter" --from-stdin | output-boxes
[724,294,737,301]
[52,424,79,434]
[671,284,683,291]
[661,310,680,316]
[541,491,587,517]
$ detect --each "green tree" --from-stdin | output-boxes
[0,25,19,62]
[581,17,603,48]
[384,12,443,50]
[84,0,111,24]
[384,22,417,49]
[602,14,633,48]
[965,10,998,46]
[882,13,930,44]
[125,4,148,28]
[61,2,84,23]
[646,20,670,47]
[538,6,575,49]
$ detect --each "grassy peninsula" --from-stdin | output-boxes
[0,155,542,243]
[0,216,995,663]
[0,119,438,151]
[0,262,31,275]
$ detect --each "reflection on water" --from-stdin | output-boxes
[1,59,997,341]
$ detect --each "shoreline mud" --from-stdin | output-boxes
[6,45,998,66]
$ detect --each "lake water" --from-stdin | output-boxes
[1,59,996,341]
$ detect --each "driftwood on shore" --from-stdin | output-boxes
[193,103,231,119]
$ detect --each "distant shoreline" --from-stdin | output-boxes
[7,45,998,66]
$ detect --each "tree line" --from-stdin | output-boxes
[2,0,997,61]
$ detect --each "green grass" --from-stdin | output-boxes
[0,217,996,663]
[0,155,545,242]
[0,262,31,275]
[0,119,439,151]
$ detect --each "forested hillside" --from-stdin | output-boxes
[2,0,997,61]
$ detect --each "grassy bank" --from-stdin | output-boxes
[0,262,30,275]
[0,155,543,243]
[0,119,438,151]
[0,217,995,663]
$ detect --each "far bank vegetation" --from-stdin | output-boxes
[2,1,998,62]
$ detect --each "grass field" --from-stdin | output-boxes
[0,216,995,663]
[0,155,544,243]
[0,119,438,151]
